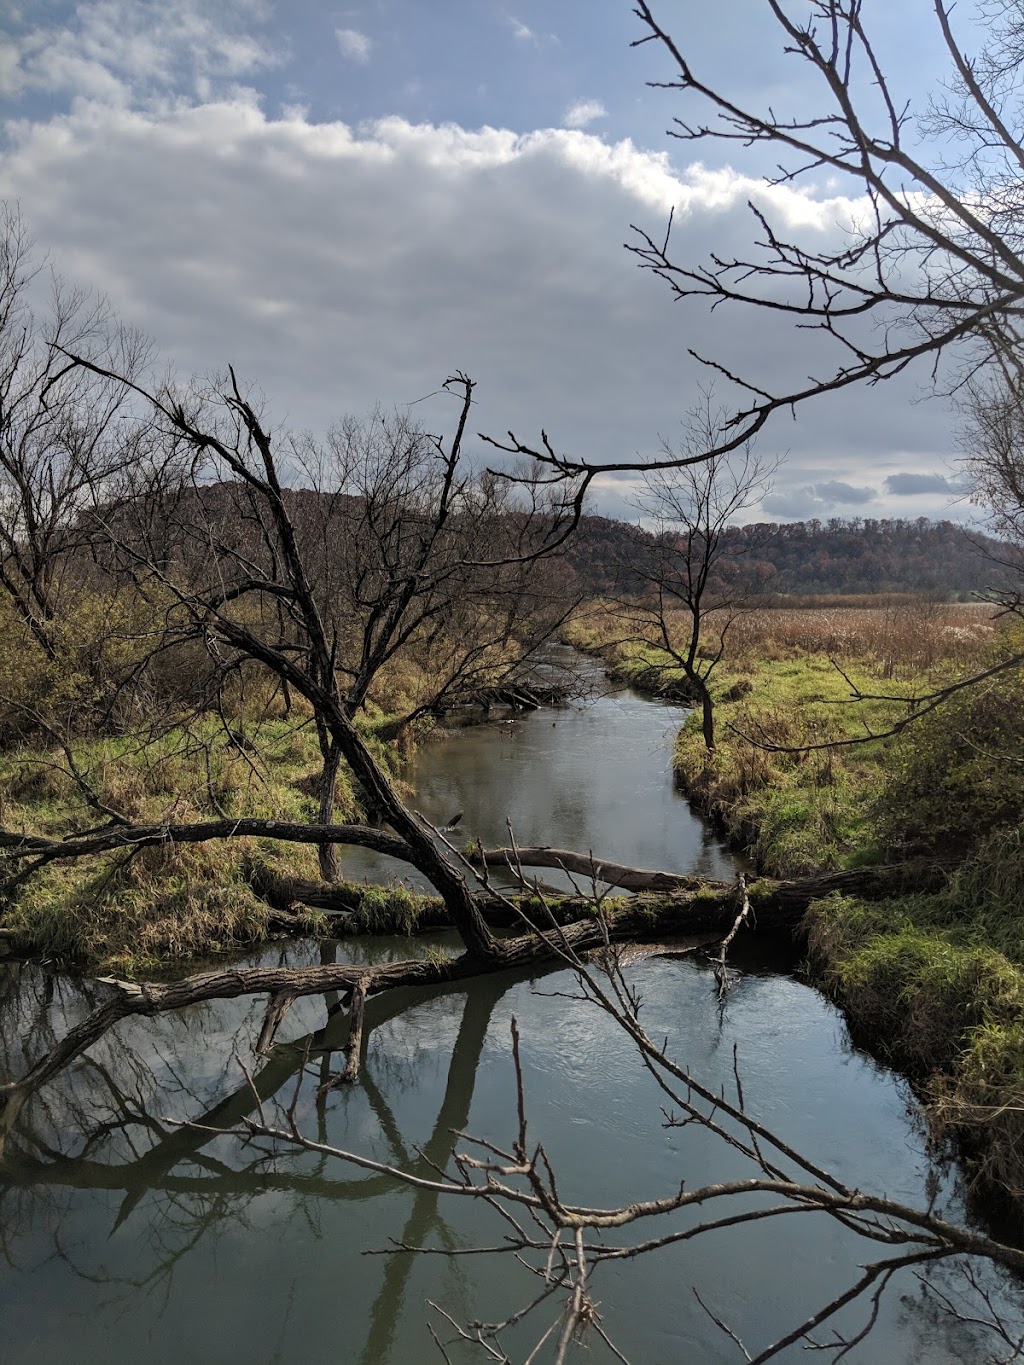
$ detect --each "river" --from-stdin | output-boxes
[0,671,1020,1362]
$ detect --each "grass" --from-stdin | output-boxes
[573,598,1024,1200]
[569,599,1011,876]
[804,831,1024,1195]
[0,714,365,972]
[5,839,324,976]
[568,597,997,681]
[348,883,422,935]
[672,651,906,875]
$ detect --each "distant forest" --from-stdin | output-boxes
[565,515,1009,599]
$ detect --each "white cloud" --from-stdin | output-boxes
[0,100,959,518]
[502,12,557,47]
[506,15,537,43]
[336,28,372,64]
[564,99,606,130]
[0,0,281,105]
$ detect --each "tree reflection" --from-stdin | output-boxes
[0,951,514,1354]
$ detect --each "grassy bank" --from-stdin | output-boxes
[806,829,1024,1196]
[573,599,1024,1204]
[0,714,407,974]
[570,597,1004,873]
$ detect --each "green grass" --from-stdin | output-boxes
[803,829,1024,1194]
[5,837,326,976]
[670,652,909,875]
[645,619,1024,1200]
[0,715,373,972]
[348,883,421,935]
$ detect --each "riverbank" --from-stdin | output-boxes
[565,601,1024,1206]
[0,714,391,973]
[662,626,1024,1210]
[0,652,727,973]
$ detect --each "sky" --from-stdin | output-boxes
[0,0,988,525]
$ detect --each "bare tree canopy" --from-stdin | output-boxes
[489,0,1024,484]
[618,394,777,749]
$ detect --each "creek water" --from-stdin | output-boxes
[0,672,1020,1363]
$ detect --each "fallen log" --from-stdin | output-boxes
[0,856,952,1131]
[468,846,709,892]
[250,859,952,935]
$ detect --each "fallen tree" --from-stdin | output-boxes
[0,848,952,1129]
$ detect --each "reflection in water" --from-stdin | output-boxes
[0,679,1022,1361]
[0,943,516,1362]
[2,946,1022,1364]
[339,665,738,890]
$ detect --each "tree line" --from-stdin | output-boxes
[565,514,1004,599]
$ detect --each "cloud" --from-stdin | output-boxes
[885,472,956,495]
[814,480,876,505]
[762,489,828,520]
[0,0,281,105]
[0,94,967,521]
[506,15,538,43]
[335,28,372,64]
[762,479,876,519]
[564,99,607,130]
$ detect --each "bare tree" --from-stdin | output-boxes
[626,397,776,750]
[489,0,1024,489]
[20,348,589,946]
[0,205,150,667]
[958,358,1024,617]
[289,405,579,873]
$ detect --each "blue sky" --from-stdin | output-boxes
[0,0,983,523]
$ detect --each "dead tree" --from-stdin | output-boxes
[487,0,1024,488]
[287,407,579,870]
[25,349,589,948]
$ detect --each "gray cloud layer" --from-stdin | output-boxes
[0,51,970,521]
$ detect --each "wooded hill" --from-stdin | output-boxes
[564,514,1008,599]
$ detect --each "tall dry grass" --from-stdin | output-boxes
[703,599,998,678]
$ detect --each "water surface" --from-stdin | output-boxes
[341,662,736,889]
[0,677,1020,1363]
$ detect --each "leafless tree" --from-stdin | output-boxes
[488,0,1024,489]
[958,356,1024,617]
[19,344,587,940]
[0,205,150,667]
[285,404,579,874]
[624,396,777,750]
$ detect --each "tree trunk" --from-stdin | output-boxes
[252,858,952,935]
[699,682,715,751]
[316,738,343,882]
[328,709,500,960]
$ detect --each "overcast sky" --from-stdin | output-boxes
[0,0,987,524]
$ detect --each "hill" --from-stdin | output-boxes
[564,515,1009,600]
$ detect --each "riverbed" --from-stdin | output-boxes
[0,675,1020,1363]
